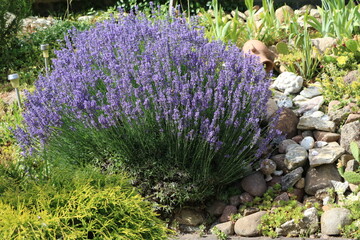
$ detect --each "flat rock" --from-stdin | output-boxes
[328,106,351,125]
[234,211,267,237]
[219,205,238,223]
[345,113,360,124]
[300,86,322,98]
[278,139,298,153]
[313,131,340,142]
[281,167,304,191]
[308,143,345,167]
[297,116,335,132]
[293,95,324,115]
[305,164,342,195]
[321,208,352,235]
[241,171,267,197]
[311,37,337,53]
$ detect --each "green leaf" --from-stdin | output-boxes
[345,39,359,53]
[276,42,289,55]
[350,141,360,162]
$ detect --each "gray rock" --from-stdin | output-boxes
[300,136,315,150]
[229,195,241,207]
[300,86,322,98]
[308,142,346,167]
[295,178,305,189]
[234,211,267,237]
[293,95,324,115]
[279,139,298,153]
[239,192,254,203]
[297,116,336,132]
[272,72,303,95]
[343,70,359,84]
[212,221,235,236]
[219,205,238,223]
[275,95,293,108]
[275,5,294,23]
[321,208,352,235]
[281,167,304,191]
[313,131,340,142]
[311,37,337,53]
[302,207,320,234]
[271,154,288,172]
[305,164,342,195]
[328,106,351,126]
[340,121,360,153]
[241,172,267,197]
[310,110,325,118]
[175,208,205,226]
[346,160,359,172]
[345,113,360,124]
[284,145,308,170]
[266,98,278,120]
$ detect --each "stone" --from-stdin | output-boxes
[328,106,351,126]
[274,192,289,202]
[239,192,254,204]
[310,8,321,18]
[266,98,278,120]
[315,188,334,202]
[331,180,348,195]
[316,141,328,148]
[241,172,267,197]
[308,143,345,167]
[346,160,359,172]
[311,37,337,53]
[275,5,294,23]
[278,139,298,153]
[300,136,315,150]
[267,175,282,187]
[328,100,341,112]
[229,195,241,207]
[303,207,320,234]
[284,145,308,170]
[281,167,304,191]
[242,207,259,216]
[305,164,342,195]
[272,72,303,95]
[275,95,293,108]
[175,208,205,226]
[343,70,359,84]
[295,178,305,189]
[313,131,340,142]
[297,116,335,132]
[293,95,324,115]
[288,188,304,202]
[340,121,360,153]
[300,86,322,98]
[77,15,95,22]
[271,154,288,172]
[219,205,238,223]
[234,211,267,237]
[212,221,234,236]
[302,130,314,138]
[303,196,322,207]
[179,224,200,233]
[272,108,299,139]
[321,208,352,235]
[292,135,303,143]
[345,114,360,124]
[207,201,227,217]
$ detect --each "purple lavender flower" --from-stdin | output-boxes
[15,9,282,190]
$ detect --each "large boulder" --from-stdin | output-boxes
[321,208,352,235]
[272,72,303,95]
[340,121,360,153]
[241,171,267,197]
[272,108,299,139]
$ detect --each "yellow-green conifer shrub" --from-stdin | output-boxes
[0,167,171,239]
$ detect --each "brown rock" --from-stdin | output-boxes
[243,207,260,216]
[340,121,360,153]
[328,100,341,113]
[288,188,304,202]
[345,114,360,124]
[229,195,241,207]
[292,135,303,143]
[295,178,305,189]
[239,192,254,204]
[175,208,205,226]
[278,139,298,153]
[271,154,288,172]
[272,108,299,139]
[207,201,227,217]
[219,205,238,223]
[274,192,289,202]
[267,175,282,187]
[275,5,294,23]
[343,70,359,84]
[313,131,340,142]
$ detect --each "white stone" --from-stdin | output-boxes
[311,111,325,118]
[294,96,324,115]
[272,72,304,95]
[297,116,336,132]
[316,141,328,148]
[331,180,348,195]
[300,86,322,98]
[276,96,293,108]
[300,136,315,150]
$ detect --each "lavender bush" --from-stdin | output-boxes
[15,9,281,206]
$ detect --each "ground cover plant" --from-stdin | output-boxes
[0,165,170,239]
[14,8,281,209]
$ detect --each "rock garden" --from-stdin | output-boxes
[0,0,359,239]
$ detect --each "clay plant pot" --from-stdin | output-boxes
[242,40,275,73]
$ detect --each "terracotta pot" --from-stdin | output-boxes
[242,40,275,73]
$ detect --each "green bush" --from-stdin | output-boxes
[0,0,31,83]
[0,165,171,239]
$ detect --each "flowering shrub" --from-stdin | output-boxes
[15,9,281,206]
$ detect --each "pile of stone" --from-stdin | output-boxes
[21,16,57,34]
[174,59,360,239]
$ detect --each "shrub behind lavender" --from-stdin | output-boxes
[15,10,281,206]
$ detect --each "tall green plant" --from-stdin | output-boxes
[306,0,360,39]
